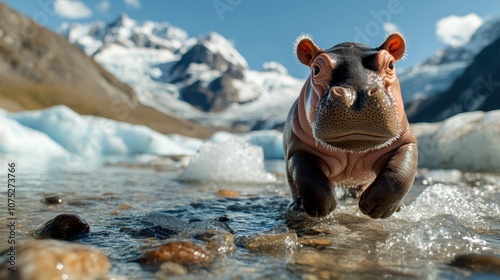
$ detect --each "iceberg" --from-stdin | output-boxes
[0,115,68,156]
[6,106,195,157]
[412,110,500,172]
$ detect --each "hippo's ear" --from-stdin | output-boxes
[380,33,405,61]
[295,36,322,66]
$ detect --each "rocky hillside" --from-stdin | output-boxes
[0,4,212,138]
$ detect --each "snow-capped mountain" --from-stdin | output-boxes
[401,16,500,120]
[59,15,302,131]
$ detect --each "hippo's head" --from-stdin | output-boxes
[296,33,407,153]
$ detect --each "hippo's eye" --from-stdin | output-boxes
[388,61,395,71]
[313,65,320,76]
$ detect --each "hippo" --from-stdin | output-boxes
[283,33,417,219]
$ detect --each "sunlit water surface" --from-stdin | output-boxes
[0,156,499,280]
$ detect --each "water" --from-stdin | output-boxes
[0,156,499,279]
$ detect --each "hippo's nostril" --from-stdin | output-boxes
[331,86,345,96]
[366,86,381,96]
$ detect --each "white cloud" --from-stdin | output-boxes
[124,0,141,8]
[54,0,93,19]
[436,13,484,47]
[96,0,110,12]
[383,22,399,34]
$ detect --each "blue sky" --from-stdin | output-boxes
[3,0,500,78]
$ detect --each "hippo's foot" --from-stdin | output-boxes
[359,143,417,219]
[287,197,304,212]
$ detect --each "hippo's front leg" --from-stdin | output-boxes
[359,143,418,219]
[288,152,337,217]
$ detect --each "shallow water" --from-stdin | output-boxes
[0,156,499,279]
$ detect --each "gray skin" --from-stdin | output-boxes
[283,33,417,219]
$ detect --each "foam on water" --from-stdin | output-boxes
[177,140,277,183]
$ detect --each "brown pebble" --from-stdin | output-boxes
[450,253,500,274]
[0,239,111,280]
[116,202,132,211]
[42,195,63,205]
[141,241,212,268]
[300,237,333,248]
[196,230,236,254]
[217,189,240,198]
[35,213,90,241]
[156,262,188,276]
[245,233,299,253]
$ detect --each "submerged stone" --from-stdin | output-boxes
[140,241,213,268]
[216,189,240,198]
[41,195,63,205]
[142,212,188,234]
[450,253,500,274]
[195,230,236,255]
[245,233,299,253]
[35,213,90,240]
[0,239,111,280]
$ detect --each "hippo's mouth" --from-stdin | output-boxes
[318,132,399,153]
[325,133,393,142]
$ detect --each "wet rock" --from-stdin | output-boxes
[41,195,62,205]
[140,241,212,269]
[116,202,132,211]
[156,262,188,276]
[187,218,234,234]
[109,203,132,215]
[142,212,188,234]
[450,253,500,274]
[0,239,111,280]
[294,249,342,272]
[245,233,299,253]
[35,213,90,240]
[217,189,240,198]
[196,230,236,255]
[299,237,333,248]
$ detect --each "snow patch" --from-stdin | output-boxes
[263,61,288,75]
[199,32,248,69]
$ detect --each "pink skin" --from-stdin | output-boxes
[284,33,417,218]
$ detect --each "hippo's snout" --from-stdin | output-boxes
[329,86,384,111]
[314,85,401,152]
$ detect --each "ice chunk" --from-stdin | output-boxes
[210,130,284,159]
[413,110,500,172]
[0,115,68,156]
[8,106,195,157]
[177,140,276,183]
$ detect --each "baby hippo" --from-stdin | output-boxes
[284,33,417,219]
